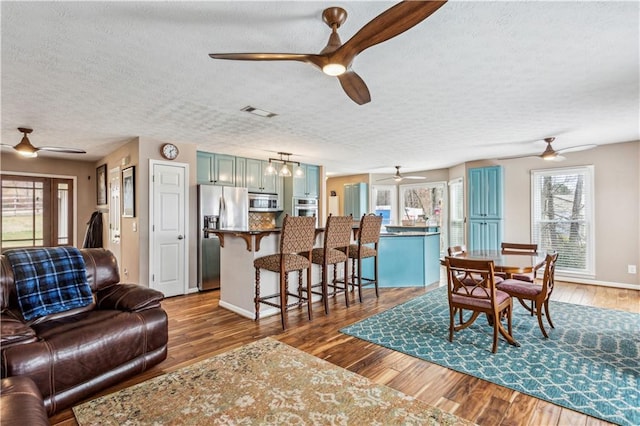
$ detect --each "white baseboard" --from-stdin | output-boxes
[218,300,279,320]
[556,275,639,290]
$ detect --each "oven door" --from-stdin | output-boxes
[294,206,318,225]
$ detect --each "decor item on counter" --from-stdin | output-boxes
[264,151,304,178]
[209,2,447,105]
[1,127,86,158]
[341,287,640,426]
[122,166,135,217]
[96,164,107,205]
[73,337,471,426]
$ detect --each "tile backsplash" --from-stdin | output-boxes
[249,212,276,230]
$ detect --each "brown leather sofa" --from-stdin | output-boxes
[0,248,168,416]
[1,376,49,426]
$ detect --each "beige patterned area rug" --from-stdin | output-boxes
[73,337,472,425]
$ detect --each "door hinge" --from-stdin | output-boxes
[152,274,155,282]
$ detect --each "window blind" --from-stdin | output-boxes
[531,166,594,276]
[448,178,464,247]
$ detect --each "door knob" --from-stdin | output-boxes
[177,235,184,240]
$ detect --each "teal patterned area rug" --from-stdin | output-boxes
[341,287,640,426]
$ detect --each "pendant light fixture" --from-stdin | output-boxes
[264,152,304,178]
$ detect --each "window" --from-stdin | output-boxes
[448,178,464,248]
[372,185,397,227]
[1,174,75,250]
[400,182,447,253]
[531,166,594,277]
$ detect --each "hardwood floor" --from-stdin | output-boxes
[50,277,639,425]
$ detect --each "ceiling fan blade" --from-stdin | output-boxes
[376,177,395,182]
[337,71,371,105]
[39,146,87,154]
[556,144,597,155]
[332,1,447,66]
[404,176,427,180]
[208,52,326,69]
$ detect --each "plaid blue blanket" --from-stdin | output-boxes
[5,247,93,321]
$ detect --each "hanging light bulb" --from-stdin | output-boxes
[264,160,277,176]
[279,163,292,177]
[294,164,305,178]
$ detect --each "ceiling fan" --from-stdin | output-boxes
[377,166,427,182]
[1,128,86,158]
[500,137,597,161]
[208,1,448,105]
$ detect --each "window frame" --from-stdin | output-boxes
[399,180,448,255]
[1,172,78,250]
[530,165,595,278]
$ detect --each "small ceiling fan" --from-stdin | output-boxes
[2,128,86,158]
[377,166,427,182]
[500,137,597,161]
[209,1,447,105]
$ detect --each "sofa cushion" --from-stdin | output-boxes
[5,247,93,321]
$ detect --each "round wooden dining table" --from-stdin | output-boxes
[441,250,546,275]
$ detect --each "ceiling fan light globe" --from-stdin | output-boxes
[541,152,557,160]
[17,150,38,158]
[322,63,346,76]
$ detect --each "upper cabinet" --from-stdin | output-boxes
[246,159,278,193]
[344,182,369,218]
[291,164,320,198]
[468,166,503,250]
[197,152,236,186]
[468,166,503,219]
[235,157,246,188]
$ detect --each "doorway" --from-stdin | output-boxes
[149,161,189,297]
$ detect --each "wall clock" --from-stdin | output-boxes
[160,143,179,160]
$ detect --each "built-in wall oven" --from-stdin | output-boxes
[293,197,319,225]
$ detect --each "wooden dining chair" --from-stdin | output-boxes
[447,244,504,285]
[501,242,539,281]
[445,256,520,353]
[301,214,353,314]
[497,251,559,338]
[343,213,382,303]
[253,215,316,330]
[447,245,467,256]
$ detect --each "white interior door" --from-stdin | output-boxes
[150,161,188,297]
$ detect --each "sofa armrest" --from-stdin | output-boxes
[1,312,37,348]
[1,376,49,426]
[96,284,164,312]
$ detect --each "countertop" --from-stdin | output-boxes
[381,231,440,237]
[205,228,280,235]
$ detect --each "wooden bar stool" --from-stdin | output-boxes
[343,213,382,303]
[302,214,353,314]
[253,215,316,330]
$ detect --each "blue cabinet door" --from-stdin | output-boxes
[344,183,368,218]
[468,219,502,251]
[469,166,502,219]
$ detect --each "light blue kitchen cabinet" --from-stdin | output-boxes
[468,166,503,250]
[246,159,278,193]
[468,219,503,251]
[344,183,369,218]
[469,166,503,219]
[235,157,246,188]
[197,152,236,186]
[292,164,319,198]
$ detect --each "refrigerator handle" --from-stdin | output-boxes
[219,196,226,227]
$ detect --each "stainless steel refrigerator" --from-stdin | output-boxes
[197,184,249,290]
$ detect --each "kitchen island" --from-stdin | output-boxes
[209,228,440,320]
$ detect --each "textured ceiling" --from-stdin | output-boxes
[1,1,638,176]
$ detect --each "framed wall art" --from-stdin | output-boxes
[122,166,135,217]
[96,164,107,206]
